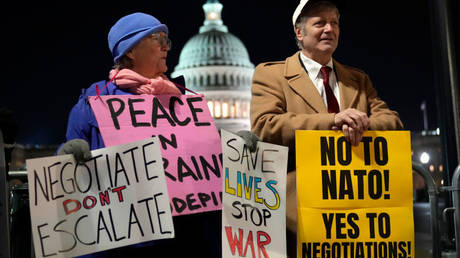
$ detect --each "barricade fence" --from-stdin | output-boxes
[1,146,459,257]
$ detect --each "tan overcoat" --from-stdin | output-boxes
[250,51,403,233]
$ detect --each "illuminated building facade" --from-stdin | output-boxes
[172,0,254,133]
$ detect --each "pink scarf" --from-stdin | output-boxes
[109,69,181,95]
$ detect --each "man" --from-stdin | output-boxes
[250,0,403,256]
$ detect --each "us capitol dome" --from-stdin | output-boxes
[172,0,254,132]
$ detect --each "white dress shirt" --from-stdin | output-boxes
[299,52,341,109]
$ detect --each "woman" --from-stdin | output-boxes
[62,12,181,154]
[60,12,221,258]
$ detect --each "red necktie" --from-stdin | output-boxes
[320,66,340,113]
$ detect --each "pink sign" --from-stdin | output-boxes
[89,94,222,216]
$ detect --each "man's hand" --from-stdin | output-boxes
[57,139,92,164]
[333,108,370,146]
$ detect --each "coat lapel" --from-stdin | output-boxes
[285,52,328,113]
[334,60,360,110]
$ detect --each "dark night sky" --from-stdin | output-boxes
[3,0,458,145]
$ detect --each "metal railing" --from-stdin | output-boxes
[413,161,442,258]
[0,146,457,258]
[451,165,460,255]
[441,164,460,257]
[0,130,11,258]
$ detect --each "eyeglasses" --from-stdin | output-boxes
[150,33,172,49]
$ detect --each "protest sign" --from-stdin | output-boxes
[89,94,222,216]
[221,129,288,258]
[27,138,174,258]
[296,131,414,258]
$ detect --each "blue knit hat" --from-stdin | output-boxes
[108,12,168,62]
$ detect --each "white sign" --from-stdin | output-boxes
[221,130,288,258]
[27,137,174,258]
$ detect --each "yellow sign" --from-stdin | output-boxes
[296,131,414,257]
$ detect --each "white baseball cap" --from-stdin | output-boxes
[292,0,310,26]
[292,0,341,26]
